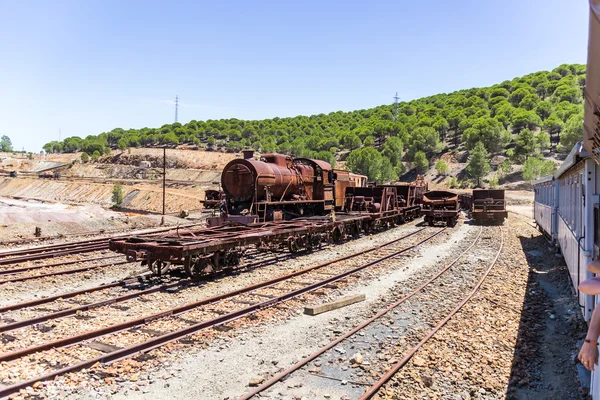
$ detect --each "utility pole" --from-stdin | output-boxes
[393,92,400,122]
[58,128,61,141]
[161,146,166,225]
[174,95,179,123]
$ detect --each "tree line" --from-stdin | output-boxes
[43,63,585,184]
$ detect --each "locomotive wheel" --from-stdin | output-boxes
[428,219,435,227]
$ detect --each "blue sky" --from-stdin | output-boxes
[0,0,589,152]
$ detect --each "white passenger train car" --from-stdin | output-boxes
[534,143,596,321]
[533,175,555,241]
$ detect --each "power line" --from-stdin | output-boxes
[175,95,179,123]
[393,92,400,122]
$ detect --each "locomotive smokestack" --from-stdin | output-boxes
[242,149,254,160]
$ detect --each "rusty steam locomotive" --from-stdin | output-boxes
[213,150,367,224]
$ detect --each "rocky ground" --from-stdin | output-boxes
[0,198,586,400]
[0,151,588,400]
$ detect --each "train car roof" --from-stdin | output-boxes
[533,175,554,186]
[554,142,588,179]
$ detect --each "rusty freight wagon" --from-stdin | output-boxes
[471,189,508,224]
[422,190,459,227]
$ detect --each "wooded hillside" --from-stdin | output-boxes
[43,63,585,184]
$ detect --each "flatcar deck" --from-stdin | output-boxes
[110,208,421,278]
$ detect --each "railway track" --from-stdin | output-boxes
[0,222,204,266]
[0,226,444,397]
[508,210,538,229]
[0,254,122,276]
[0,258,132,285]
[238,225,503,399]
[0,249,299,331]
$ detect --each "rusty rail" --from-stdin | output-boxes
[0,260,131,285]
[0,243,110,266]
[359,227,503,398]
[238,226,498,400]
[0,222,205,265]
[0,255,123,276]
[0,227,442,397]
[0,250,293,332]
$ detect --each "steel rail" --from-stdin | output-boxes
[359,227,504,399]
[0,250,294,332]
[0,228,443,397]
[0,222,205,261]
[0,255,123,276]
[0,239,108,258]
[0,277,151,314]
[0,227,429,363]
[0,244,110,266]
[0,248,295,315]
[0,260,131,285]
[238,225,489,400]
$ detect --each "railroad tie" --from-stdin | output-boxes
[206,308,230,315]
[86,341,123,353]
[231,299,258,306]
[138,328,168,337]
[288,280,315,286]
[249,293,278,299]
[174,316,200,325]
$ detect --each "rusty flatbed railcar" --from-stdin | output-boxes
[110,214,373,278]
[422,190,459,227]
[110,205,421,278]
[471,189,507,224]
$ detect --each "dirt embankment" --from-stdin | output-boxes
[0,177,208,214]
[0,149,239,214]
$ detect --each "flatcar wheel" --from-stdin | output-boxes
[288,237,300,253]
[149,259,169,276]
[148,259,160,275]
[348,223,360,238]
[331,227,343,242]
[185,256,213,279]
[310,234,322,249]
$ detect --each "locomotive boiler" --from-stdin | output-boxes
[220,151,340,223]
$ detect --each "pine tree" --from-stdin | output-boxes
[466,142,491,187]
[112,183,124,208]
